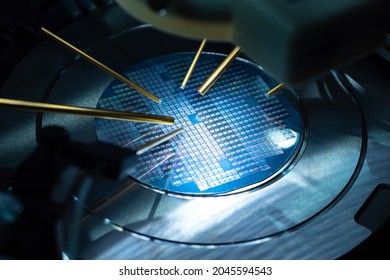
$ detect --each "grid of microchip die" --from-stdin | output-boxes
[95,53,299,194]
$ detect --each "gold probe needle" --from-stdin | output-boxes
[197,46,241,96]
[40,27,161,104]
[121,128,158,147]
[181,38,207,90]
[0,98,174,125]
[137,153,176,179]
[267,83,284,96]
[136,127,184,155]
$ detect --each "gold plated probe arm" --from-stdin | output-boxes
[41,27,161,103]
[0,98,174,125]
[197,46,241,96]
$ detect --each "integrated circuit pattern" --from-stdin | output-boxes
[95,53,303,195]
